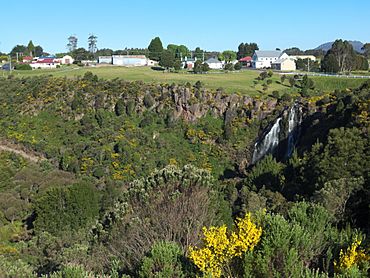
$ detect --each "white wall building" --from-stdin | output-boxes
[204,57,223,69]
[112,55,147,66]
[55,55,74,65]
[252,50,284,69]
[98,56,113,64]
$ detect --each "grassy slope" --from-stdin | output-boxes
[3,66,368,96]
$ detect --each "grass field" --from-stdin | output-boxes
[2,66,368,96]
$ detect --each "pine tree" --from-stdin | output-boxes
[148,37,163,61]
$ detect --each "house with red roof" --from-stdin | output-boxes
[239,56,252,67]
[30,56,60,69]
[22,56,34,63]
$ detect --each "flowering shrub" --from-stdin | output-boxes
[189,213,262,277]
[334,237,369,273]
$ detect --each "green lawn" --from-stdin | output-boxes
[2,66,368,96]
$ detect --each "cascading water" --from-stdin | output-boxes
[252,117,282,164]
[286,103,302,158]
[251,102,303,164]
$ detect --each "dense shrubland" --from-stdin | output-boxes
[0,74,369,277]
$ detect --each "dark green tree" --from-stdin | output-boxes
[10,45,27,57]
[362,43,370,58]
[201,62,210,72]
[237,42,259,59]
[194,47,204,60]
[148,37,163,61]
[33,183,100,236]
[322,39,355,72]
[321,53,340,73]
[193,60,203,73]
[27,40,35,56]
[71,48,92,60]
[159,49,175,69]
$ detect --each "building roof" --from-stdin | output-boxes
[23,56,33,60]
[112,55,146,59]
[254,50,282,58]
[272,58,295,64]
[35,58,56,63]
[239,56,252,62]
[205,57,221,64]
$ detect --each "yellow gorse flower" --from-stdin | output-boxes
[189,213,262,278]
[334,237,369,273]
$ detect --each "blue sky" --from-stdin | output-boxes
[1,0,369,54]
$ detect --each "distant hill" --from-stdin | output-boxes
[315,40,364,53]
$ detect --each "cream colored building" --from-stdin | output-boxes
[271,56,296,71]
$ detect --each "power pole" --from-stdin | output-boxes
[307,58,310,72]
[9,55,11,72]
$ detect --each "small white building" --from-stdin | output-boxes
[204,57,223,69]
[59,55,74,64]
[252,50,283,69]
[30,57,60,69]
[98,56,113,64]
[112,55,147,66]
[182,57,197,69]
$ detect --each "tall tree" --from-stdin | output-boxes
[72,47,92,61]
[148,37,163,61]
[67,35,78,52]
[34,45,44,57]
[159,49,175,69]
[27,40,35,56]
[361,43,370,58]
[237,42,259,59]
[219,50,237,63]
[321,53,340,73]
[10,45,27,58]
[88,34,98,55]
[194,47,204,60]
[329,39,355,72]
[167,44,190,59]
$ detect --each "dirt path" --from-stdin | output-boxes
[0,142,46,163]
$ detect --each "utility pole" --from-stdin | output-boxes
[9,55,11,72]
[307,58,310,72]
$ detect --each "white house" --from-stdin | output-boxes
[59,55,74,64]
[252,50,283,69]
[112,55,147,66]
[98,56,113,64]
[182,57,197,69]
[30,57,60,69]
[204,57,223,69]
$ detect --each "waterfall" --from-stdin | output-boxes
[252,117,282,164]
[286,104,302,158]
[251,102,303,164]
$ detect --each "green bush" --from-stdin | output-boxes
[33,183,100,236]
[139,241,186,278]
[15,63,32,70]
[234,62,242,70]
